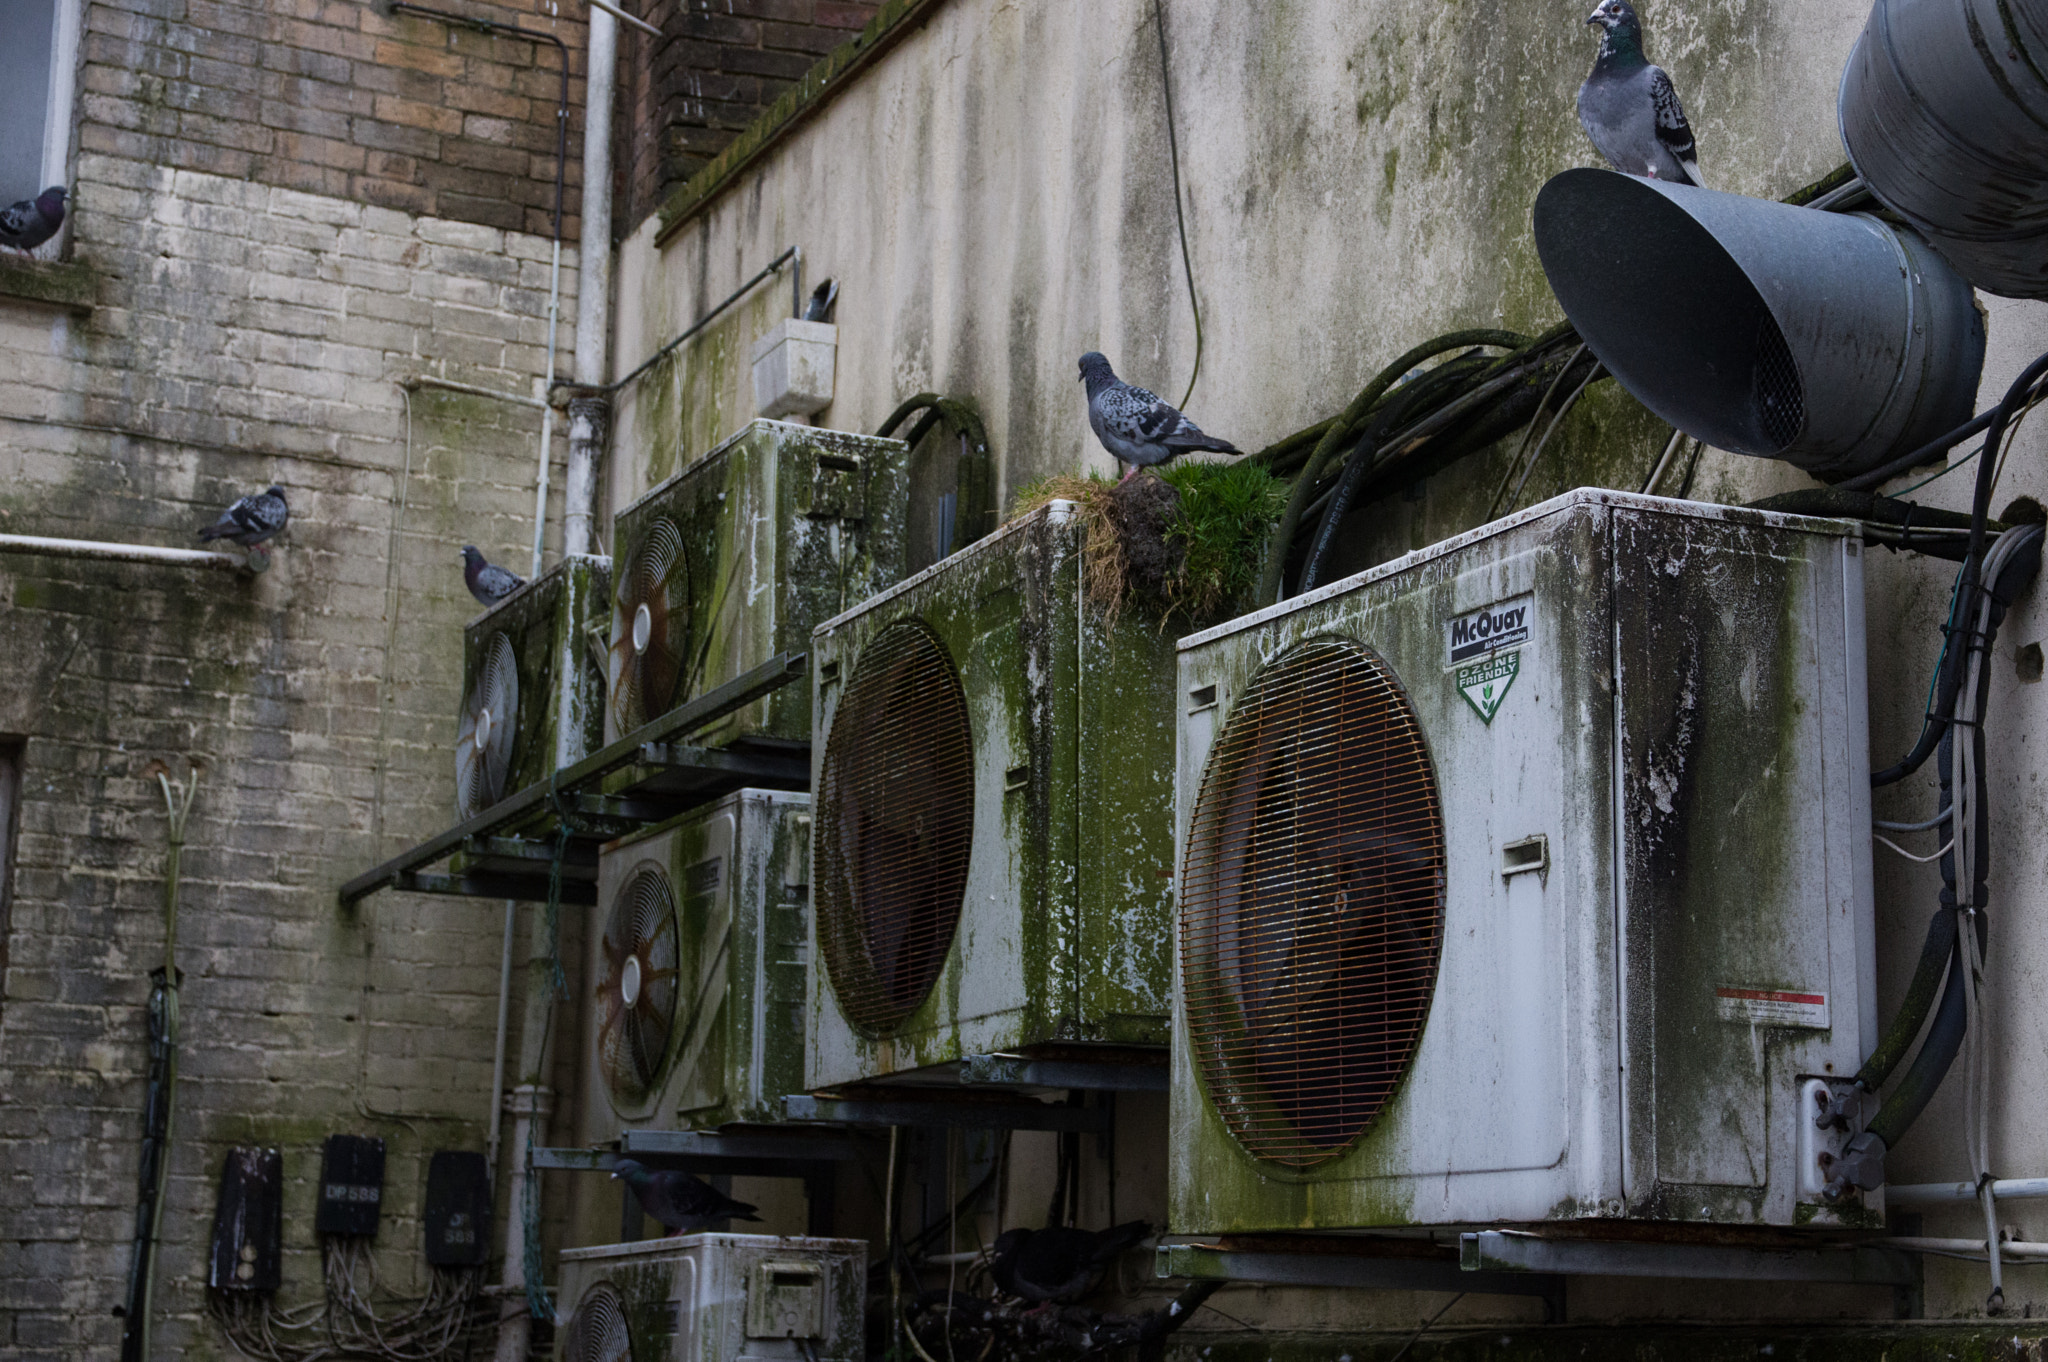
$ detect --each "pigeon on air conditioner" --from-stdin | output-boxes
[611,1159,761,1236]
[988,1220,1152,1303]
[197,485,289,546]
[1079,352,1241,485]
[461,546,524,605]
[1577,0,1704,187]
[0,187,67,254]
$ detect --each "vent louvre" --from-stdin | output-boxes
[815,621,974,1035]
[1753,312,1805,451]
[611,515,691,732]
[598,867,681,1103]
[1180,638,1446,1168]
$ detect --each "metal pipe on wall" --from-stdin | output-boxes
[566,5,618,559]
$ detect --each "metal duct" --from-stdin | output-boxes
[1533,168,1983,481]
[1840,0,2048,300]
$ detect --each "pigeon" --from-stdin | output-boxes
[988,1220,1151,1304]
[1078,352,1240,485]
[461,546,525,605]
[1577,1,1704,188]
[0,187,66,254]
[610,1159,761,1236]
[197,485,289,546]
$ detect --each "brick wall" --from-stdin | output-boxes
[618,0,881,232]
[0,85,583,1362]
[80,0,589,239]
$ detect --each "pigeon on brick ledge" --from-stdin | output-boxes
[611,1159,761,1237]
[198,485,289,547]
[1577,0,1704,188]
[461,546,524,606]
[1079,352,1240,485]
[0,187,67,255]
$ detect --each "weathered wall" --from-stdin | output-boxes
[0,20,586,1359]
[609,0,2048,1328]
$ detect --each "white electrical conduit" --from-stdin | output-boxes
[0,534,248,571]
[583,0,660,37]
[1891,1176,2048,1205]
[395,375,556,579]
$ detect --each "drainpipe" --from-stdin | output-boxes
[565,5,617,559]
[493,902,568,1362]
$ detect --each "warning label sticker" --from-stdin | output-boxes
[1455,651,1520,725]
[1446,594,1533,666]
[1715,986,1830,1030]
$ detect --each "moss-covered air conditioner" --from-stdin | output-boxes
[804,501,1177,1088]
[554,1234,864,1362]
[578,788,812,1154]
[605,419,909,753]
[456,553,610,819]
[1169,489,1877,1234]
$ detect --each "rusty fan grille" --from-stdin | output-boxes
[815,620,974,1035]
[597,866,680,1104]
[610,516,691,733]
[1180,637,1447,1168]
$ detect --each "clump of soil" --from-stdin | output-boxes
[1102,475,1184,603]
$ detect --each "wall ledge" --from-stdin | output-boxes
[652,0,952,247]
[0,255,94,314]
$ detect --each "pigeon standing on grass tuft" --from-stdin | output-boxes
[1078,352,1240,485]
[198,485,289,547]
[1577,0,1704,187]
[0,187,67,254]
[989,1220,1152,1303]
[611,1159,761,1236]
[461,546,524,606]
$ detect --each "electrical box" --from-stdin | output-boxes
[745,1260,826,1339]
[751,319,838,420]
[316,1134,386,1238]
[422,1150,492,1268]
[208,1147,282,1292]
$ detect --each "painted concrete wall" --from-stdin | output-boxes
[609,0,2048,1328]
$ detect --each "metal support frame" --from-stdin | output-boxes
[960,1054,1169,1093]
[338,651,808,907]
[1459,1230,1916,1285]
[1157,1243,1562,1306]
[786,1091,1109,1132]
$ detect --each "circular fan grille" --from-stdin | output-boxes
[455,631,519,818]
[562,1282,632,1362]
[610,516,691,733]
[598,866,680,1104]
[1180,637,1447,1169]
[815,621,974,1035]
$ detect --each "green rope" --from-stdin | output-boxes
[521,774,590,1322]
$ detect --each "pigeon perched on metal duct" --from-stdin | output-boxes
[988,1220,1152,1303]
[1079,352,1240,484]
[0,187,67,254]
[197,485,289,546]
[610,1159,761,1236]
[461,546,524,605]
[1577,0,1704,187]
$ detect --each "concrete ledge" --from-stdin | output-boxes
[0,255,94,314]
[653,0,952,245]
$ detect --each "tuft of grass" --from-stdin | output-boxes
[1007,462,1285,624]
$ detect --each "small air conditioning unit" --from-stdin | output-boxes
[555,1234,863,1362]
[805,501,1177,1087]
[1169,489,1876,1233]
[582,789,813,1145]
[606,420,909,750]
[457,553,611,819]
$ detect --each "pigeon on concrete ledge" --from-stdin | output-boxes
[198,485,289,547]
[0,187,67,254]
[989,1220,1152,1303]
[461,546,524,606]
[611,1159,761,1236]
[1079,352,1240,485]
[1578,0,1704,187]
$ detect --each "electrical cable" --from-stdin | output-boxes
[1640,425,1686,495]
[1501,359,1604,516]
[1876,807,1953,831]
[1875,834,1955,863]
[1152,0,1203,410]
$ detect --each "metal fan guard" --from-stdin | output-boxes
[599,866,681,1104]
[815,620,975,1036]
[563,1282,631,1362]
[610,516,690,732]
[1179,637,1447,1169]
[456,631,519,819]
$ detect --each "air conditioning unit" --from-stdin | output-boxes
[805,501,1177,1087]
[457,553,611,819]
[582,789,813,1144]
[555,1234,864,1362]
[606,420,909,750]
[1169,489,1876,1233]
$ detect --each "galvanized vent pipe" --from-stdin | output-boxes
[1840,0,2048,299]
[1533,168,1983,481]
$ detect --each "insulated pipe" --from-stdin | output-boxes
[566,5,618,559]
[1891,1178,2048,1206]
[0,534,246,572]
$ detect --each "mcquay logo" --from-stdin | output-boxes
[1445,595,1533,666]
